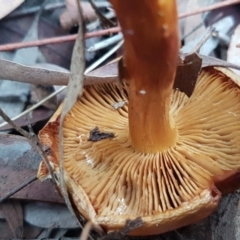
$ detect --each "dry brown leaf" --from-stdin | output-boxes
[0,59,69,86]
[2,53,240,91]
[227,24,240,76]
[0,0,24,20]
[175,53,202,97]
[58,0,86,231]
[31,85,57,110]
[60,0,97,30]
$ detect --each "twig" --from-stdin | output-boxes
[179,0,240,19]
[190,27,213,54]
[99,218,144,240]
[181,22,204,41]
[80,221,104,240]
[0,108,31,137]
[80,221,94,240]
[0,107,56,184]
[0,86,66,129]
[85,40,123,73]
[87,33,123,52]
[0,175,37,203]
[0,0,239,52]
[0,27,121,51]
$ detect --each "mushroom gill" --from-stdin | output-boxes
[38,0,240,235]
[38,67,240,235]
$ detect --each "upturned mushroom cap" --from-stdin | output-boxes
[38,67,240,235]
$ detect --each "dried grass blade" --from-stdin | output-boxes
[58,0,86,230]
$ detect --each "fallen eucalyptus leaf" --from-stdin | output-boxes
[85,60,118,81]
[58,1,85,229]
[0,58,70,86]
[24,202,79,229]
[31,63,69,109]
[0,5,42,127]
[235,195,240,239]
[0,200,23,239]
[0,134,63,203]
[227,24,240,76]
[0,0,24,20]
[1,54,240,91]
[0,220,17,239]
[200,54,240,70]
[31,85,57,110]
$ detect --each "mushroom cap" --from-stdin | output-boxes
[38,67,240,235]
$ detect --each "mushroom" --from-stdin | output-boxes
[38,0,240,236]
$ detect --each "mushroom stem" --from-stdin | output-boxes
[110,0,179,153]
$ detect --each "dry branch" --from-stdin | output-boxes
[0,27,121,51]
[179,0,240,18]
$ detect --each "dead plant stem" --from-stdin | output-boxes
[57,0,87,233]
[0,27,120,51]
[179,0,240,18]
[0,1,239,51]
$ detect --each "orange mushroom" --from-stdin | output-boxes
[38,0,240,236]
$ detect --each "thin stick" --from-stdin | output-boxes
[0,1,238,52]
[0,86,66,129]
[0,108,31,137]
[0,176,37,203]
[0,27,120,51]
[87,33,123,52]
[190,27,213,54]
[179,0,240,19]
[85,40,123,73]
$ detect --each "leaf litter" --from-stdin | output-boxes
[1,0,240,239]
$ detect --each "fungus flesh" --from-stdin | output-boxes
[38,0,240,236]
[38,67,240,235]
